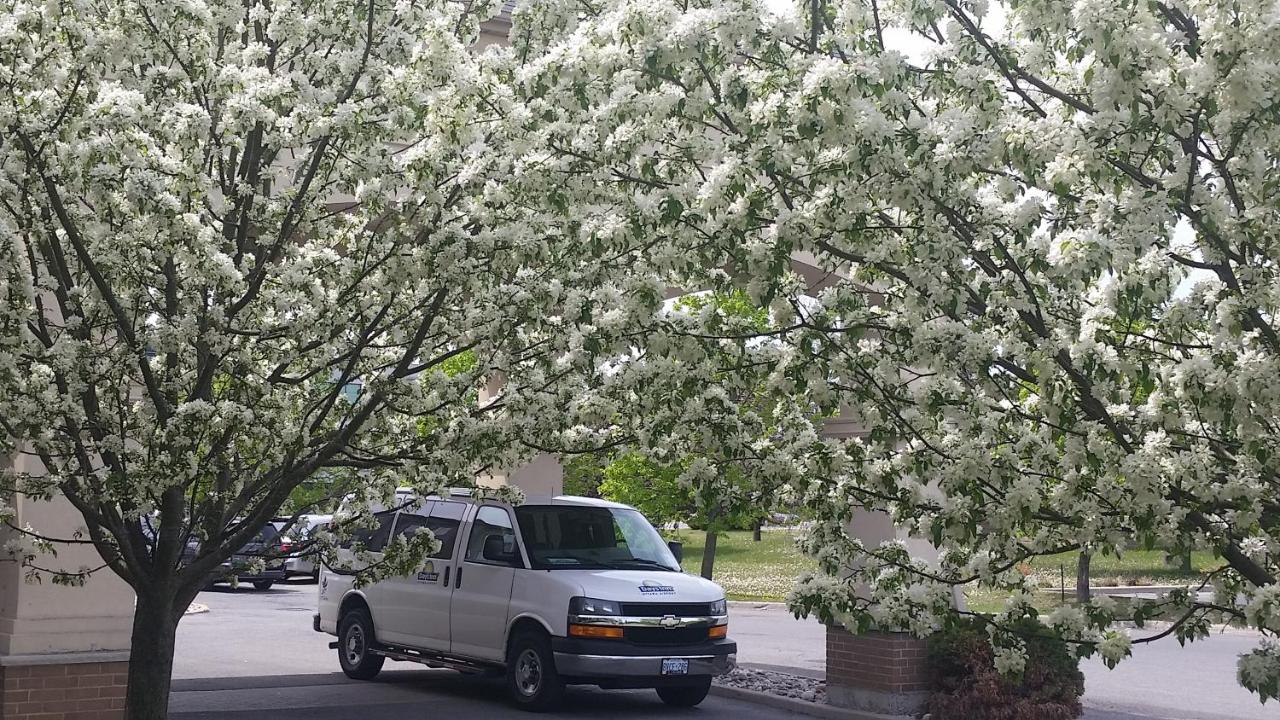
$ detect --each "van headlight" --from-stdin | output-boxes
[710,598,727,616]
[569,597,622,616]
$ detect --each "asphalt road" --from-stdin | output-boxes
[173,583,825,680]
[174,582,1274,720]
[1079,630,1270,720]
[173,582,816,719]
[172,671,817,720]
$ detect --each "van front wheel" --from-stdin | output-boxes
[656,678,712,707]
[506,630,564,712]
[337,608,384,680]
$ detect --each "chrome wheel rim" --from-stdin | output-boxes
[344,624,365,666]
[515,648,542,697]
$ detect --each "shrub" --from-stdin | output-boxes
[927,617,1085,720]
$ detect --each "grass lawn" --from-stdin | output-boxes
[665,529,815,602]
[965,549,1225,614]
[659,530,1223,613]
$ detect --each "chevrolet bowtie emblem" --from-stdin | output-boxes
[659,615,679,628]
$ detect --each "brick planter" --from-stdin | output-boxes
[0,656,128,720]
[826,624,929,716]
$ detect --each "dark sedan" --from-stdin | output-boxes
[205,523,287,590]
[174,523,287,590]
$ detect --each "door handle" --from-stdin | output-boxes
[442,566,450,586]
[455,566,463,589]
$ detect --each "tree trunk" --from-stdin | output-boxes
[1179,548,1192,574]
[125,590,180,720]
[1076,550,1091,603]
[752,520,762,542]
[700,531,718,580]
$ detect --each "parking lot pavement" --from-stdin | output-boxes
[171,671,815,719]
[175,581,333,679]
[1079,629,1271,720]
[174,582,813,719]
[727,603,825,676]
[174,584,826,681]
[175,582,1274,720]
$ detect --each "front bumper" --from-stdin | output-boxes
[550,636,736,679]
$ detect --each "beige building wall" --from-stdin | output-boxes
[476,371,566,497]
[0,452,134,657]
[478,14,511,49]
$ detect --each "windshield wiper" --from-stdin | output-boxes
[600,558,678,571]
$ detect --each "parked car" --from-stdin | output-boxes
[202,523,287,590]
[315,491,734,711]
[142,517,286,590]
[271,514,332,581]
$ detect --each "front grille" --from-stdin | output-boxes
[620,603,713,617]
[624,626,709,646]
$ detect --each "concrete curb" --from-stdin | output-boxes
[737,662,825,680]
[1111,618,1259,636]
[1038,585,1190,596]
[185,602,210,616]
[709,685,906,720]
[729,600,789,610]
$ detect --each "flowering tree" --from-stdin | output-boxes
[617,292,783,577]
[510,0,1280,701]
[0,1,686,718]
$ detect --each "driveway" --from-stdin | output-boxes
[172,671,814,720]
[173,585,826,680]
[175,583,1273,720]
[174,582,811,719]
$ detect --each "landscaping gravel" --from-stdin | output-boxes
[713,667,826,704]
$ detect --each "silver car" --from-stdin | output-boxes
[273,514,332,581]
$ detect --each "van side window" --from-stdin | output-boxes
[346,511,395,552]
[391,513,431,544]
[465,506,518,565]
[393,502,463,560]
[429,502,465,560]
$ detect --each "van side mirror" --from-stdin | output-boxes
[667,540,683,563]
[483,534,518,565]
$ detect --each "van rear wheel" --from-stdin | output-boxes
[656,678,712,707]
[506,629,563,712]
[338,608,384,680]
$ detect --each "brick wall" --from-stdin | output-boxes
[826,624,929,715]
[0,661,127,720]
[826,624,929,693]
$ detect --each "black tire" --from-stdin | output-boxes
[252,580,274,590]
[338,608,385,680]
[656,678,712,707]
[506,629,564,711]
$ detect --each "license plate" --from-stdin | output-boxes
[661,658,689,675]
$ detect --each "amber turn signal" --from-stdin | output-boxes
[568,624,625,639]
[708,624,728,639]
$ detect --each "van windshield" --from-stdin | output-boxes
[514,505,681,571]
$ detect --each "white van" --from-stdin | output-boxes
[314,492,735,711]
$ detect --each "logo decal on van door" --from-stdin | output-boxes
[417,561,439,582]
[638,580,675,594]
